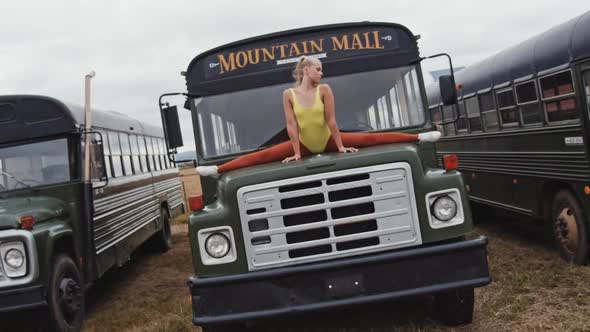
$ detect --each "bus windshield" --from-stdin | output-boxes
[195,65,426,159]
[0,138,72,192]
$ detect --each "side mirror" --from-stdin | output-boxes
[439,75,458,106]
[89,134,108,187]
[161,105,184,149]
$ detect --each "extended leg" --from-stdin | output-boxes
[198,141,311,176]
[324,131,440,152]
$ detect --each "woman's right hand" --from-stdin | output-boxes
[282,154,301,163]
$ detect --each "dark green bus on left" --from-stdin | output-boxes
[0,95,184,331]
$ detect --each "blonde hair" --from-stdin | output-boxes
[292,57,319,86]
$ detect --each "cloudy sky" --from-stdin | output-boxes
[1,1,588,150]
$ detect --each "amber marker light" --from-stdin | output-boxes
[19,216,36,229]
[584,186,590,195]
[443,154,458,171]
[189,195,204,211]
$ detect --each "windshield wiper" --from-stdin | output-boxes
[0,170,32,189]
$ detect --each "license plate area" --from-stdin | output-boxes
[325,273,365,299]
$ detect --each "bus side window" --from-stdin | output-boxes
[495,88,519,128]
[153,137,162,171]
[98,130,112,178]
[375,96,389,129]
[389,87,402,128]
[129,135,141,174]
[465,97,482,132]
[442,105,456,136]
[366,105,377,130]
[119,133,133,176]
[108,131,123,177]
[479,92,498,131]
[226,122,238,153]
[146,137,156,171]
[456,100,468,133]
[138,136,148,172]
[539,70,578,123]
[211,113,228,155]
[515,80,542,125]
[158,139,169,169]
[429,106,443,134]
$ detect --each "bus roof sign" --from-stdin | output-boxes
[185,23,420,96]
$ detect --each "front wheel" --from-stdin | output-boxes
[47,254,85,332]
[551,190,589,265]
[434,288,474,326]
[151,208,173,252]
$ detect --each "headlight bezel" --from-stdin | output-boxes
[197,226,237,265]
[425,188,465,229]
[0,240,28,278]
[0,230,38,286]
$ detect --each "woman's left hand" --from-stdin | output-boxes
[338,146,358,153]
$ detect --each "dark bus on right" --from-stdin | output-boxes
[426,11,590,264]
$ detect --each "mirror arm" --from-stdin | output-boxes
[438,106,460,126]
[422,53,456,78]
[422,53,460,127]
[438,87,463,126]
[159,92,189,165]
[82,129,109,189]
[159,92,200,166]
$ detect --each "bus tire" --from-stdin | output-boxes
[434,288,474,326]
[153,208,173,252]
[47,254,85,332]
[551,190,589,265]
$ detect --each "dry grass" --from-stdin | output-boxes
[83,225,195,332]
[80,213,590,332]
[172,212,190,225]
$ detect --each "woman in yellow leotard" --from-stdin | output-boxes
[197,57,440,176]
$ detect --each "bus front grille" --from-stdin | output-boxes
[237,162,422,271]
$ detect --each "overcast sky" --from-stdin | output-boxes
[1,1,588,150]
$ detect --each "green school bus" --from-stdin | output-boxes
[0,95,184,331]
[160,22,491,330]
[426,11,590,265]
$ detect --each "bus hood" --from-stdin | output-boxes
[218,143,428,198]
[0,196,67,230]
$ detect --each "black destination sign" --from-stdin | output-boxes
[201,27,402,80]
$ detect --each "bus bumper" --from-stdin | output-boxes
[0,285,46,313]
[188,236,491,326]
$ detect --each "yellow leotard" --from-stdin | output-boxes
[290,85,332,153]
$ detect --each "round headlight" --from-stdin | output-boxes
[4,248,25,269]
[432,196,457,221]
[205,233,230,258]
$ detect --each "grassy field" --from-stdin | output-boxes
[80,212,590,332]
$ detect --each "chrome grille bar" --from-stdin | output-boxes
[237,162,422,271]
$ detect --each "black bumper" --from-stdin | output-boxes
[0,285,46,313]
[188,236,491,326]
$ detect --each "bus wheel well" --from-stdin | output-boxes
[160,201,170,214]
[541,182,574,222]
[53,235,76,259]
